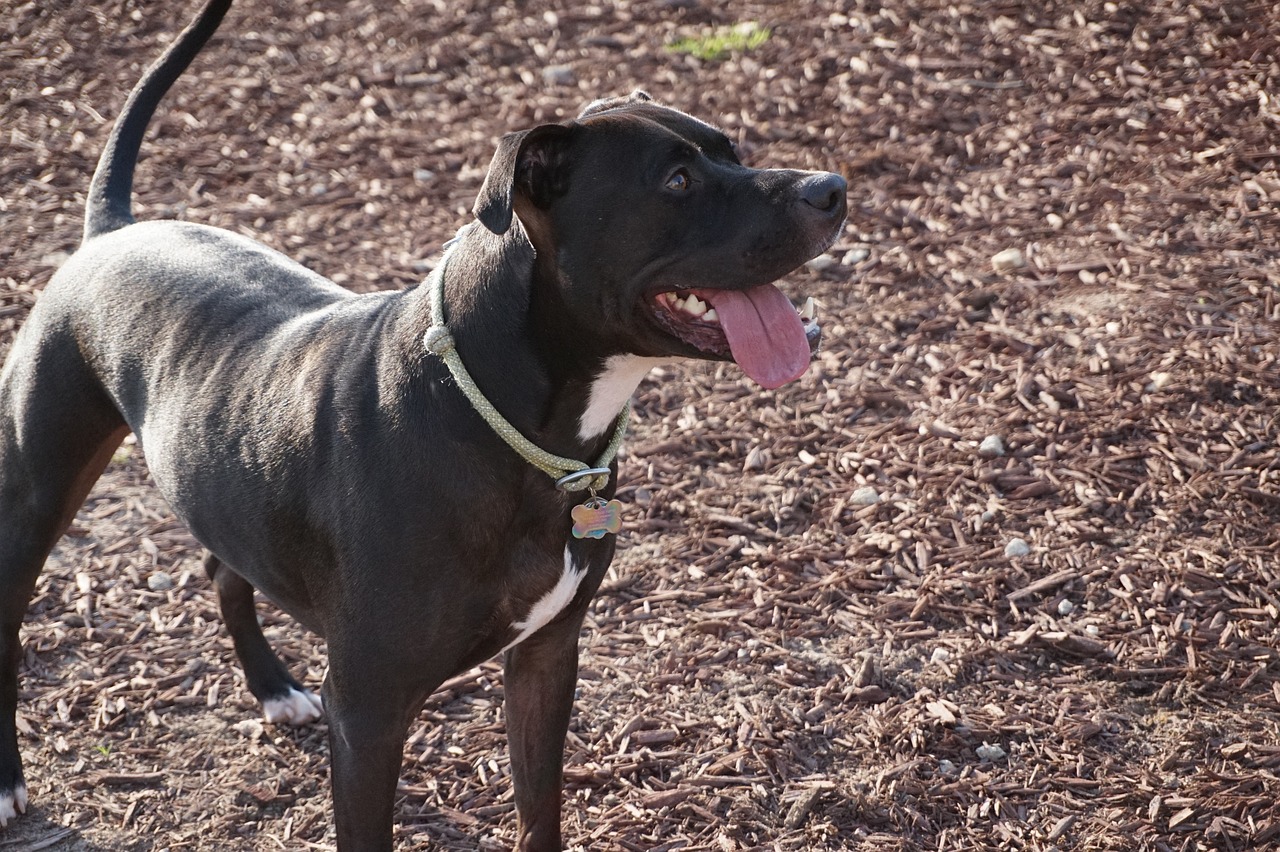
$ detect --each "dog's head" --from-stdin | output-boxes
[472,92,846,389]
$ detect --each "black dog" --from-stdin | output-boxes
[0,0,846,848]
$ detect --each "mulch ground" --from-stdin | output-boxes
[4,0,1280,850]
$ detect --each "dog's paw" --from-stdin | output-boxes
[262,688,324,726]
[0,784,28,827]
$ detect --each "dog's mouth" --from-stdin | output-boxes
[649,285,821,389]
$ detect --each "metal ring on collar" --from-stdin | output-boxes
[555,467,612,492]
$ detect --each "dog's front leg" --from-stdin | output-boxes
[504,615,584,852]
[322,653,424,852]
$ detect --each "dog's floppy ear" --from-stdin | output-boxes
[473,124,573,235]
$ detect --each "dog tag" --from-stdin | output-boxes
[571,496,623,539]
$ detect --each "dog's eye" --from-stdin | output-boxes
[665,169,693,192]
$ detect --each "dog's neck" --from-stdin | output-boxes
[415,225,635,467]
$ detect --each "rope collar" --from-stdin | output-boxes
[423,252,629,495]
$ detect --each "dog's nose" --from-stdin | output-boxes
[799,172,848,215]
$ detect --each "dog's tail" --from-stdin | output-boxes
[83,0,233,243]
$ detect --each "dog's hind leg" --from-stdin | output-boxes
[0,345,130,826]
[203,553,323,725]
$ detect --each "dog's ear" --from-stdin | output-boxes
[473,124,573,235]
[578,90,652,119]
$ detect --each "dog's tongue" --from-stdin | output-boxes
[704,285,809,389]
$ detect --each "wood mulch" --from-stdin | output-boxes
[2,0,1278,849]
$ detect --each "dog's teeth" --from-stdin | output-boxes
[799,296,816,322]
[658,291,716,321]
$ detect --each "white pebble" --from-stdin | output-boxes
[991,247,1026,273]
[930,647,952,664]
[976,742,1007,762]
[1145,371,1171,392]
[937,759,958,776]
[233,719,265,741]
[978,435,1006,458]
[1004,538,1031,558]
[805,254,837,272]
[849,486,880,506]
[147,571,174,591]
[1057,599,1075,616]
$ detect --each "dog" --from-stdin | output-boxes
[0,0,847,848]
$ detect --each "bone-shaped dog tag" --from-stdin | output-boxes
[571,497,623,539]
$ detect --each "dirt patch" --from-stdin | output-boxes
[3,0,1279,850]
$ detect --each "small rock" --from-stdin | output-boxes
[978,435,1006,458]
[975,742,1007,762]
[147,571,174,591]
[805,254,837,272]
[930,647,952,664]
[1057,599,1075,615]
[1004,538,1031,558]
[937,759,959,777]
[412,168,436,182]
[542,65,576,86]
[849,486,880,506]
[233,719,265,741]
[991,247,1026,273]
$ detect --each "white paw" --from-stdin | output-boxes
[0,784,28,827]
[262,688,324,725]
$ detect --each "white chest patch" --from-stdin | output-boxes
[503,547,586,652]
[578,355,669,441]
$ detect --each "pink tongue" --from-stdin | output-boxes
[704,285,810,389]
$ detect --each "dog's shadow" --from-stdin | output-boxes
[0,810,122,852]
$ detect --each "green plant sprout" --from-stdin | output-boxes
[667,22,771,62]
